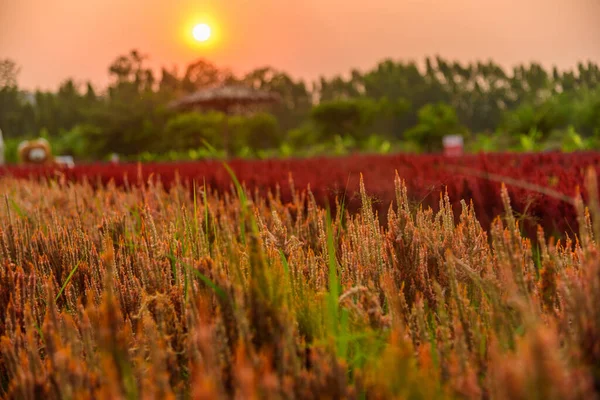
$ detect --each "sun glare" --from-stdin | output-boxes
[193,23,211,42]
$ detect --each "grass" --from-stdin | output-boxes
[0,169,599,399]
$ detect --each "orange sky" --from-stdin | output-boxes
[1,0,599,91]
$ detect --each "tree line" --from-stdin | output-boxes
[1,50,600,162]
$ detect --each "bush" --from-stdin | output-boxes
[572,89,600,137]
[287,123,321,148]
[560,126,595,152]
[1,137,21,164]
[467,132,506,153]
[163,111,224,152]
[404,102,467,152]
[229,112,281,153]
[52,124,102,160]
[311,98,381,144]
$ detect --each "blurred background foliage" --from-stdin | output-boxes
[1,52,600,163]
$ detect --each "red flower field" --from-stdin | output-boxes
[2,151,599,237]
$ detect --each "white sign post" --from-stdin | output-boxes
[443,134,464,156]
[0,129,5,165]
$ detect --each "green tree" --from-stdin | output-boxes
[163,111,223,151]
[181,59,232,93]
[80,50,167,157]
[0,59,20,88]
[311,98,381,145]
[159,67,181,95]
[229,112,281,153]
[0,59,37,139]
[243,67,312,132]
[404,102,466,152]
[572,88,600,137]
[502,94,572,140]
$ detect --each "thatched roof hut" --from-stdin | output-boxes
[168,84,280,113]
[168,85,281,157]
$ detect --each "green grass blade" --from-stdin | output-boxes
[55,260,82,302]
[222,162,249,244]
[166,254,227,301]
[9,198,28,219]
[203,177,209,238]
[325,208,341,344]
[279,249,290,276]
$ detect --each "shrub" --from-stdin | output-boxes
[164,111,224,152]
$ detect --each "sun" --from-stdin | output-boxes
[192,23,212,42]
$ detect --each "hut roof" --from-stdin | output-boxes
[168,84,280,111]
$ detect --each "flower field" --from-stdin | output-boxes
[1,151,600,398]
[2,151,600,236]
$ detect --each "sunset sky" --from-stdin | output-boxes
[1,0,599,91]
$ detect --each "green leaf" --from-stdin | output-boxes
[166,254,227,301]
[56,260,82,302]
